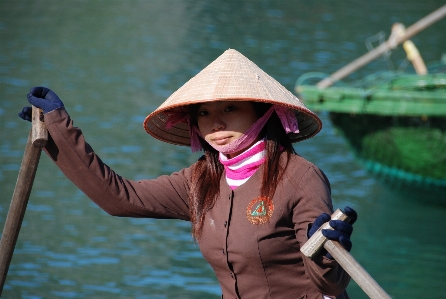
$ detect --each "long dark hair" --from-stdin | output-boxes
[188,102,296,239]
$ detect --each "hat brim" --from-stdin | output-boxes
[143,49,322,147]
[144,97,322,147]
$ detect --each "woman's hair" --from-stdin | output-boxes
[188,102,296,239]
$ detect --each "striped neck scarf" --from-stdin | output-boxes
[219,139,266,190]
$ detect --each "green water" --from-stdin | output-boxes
[1,1,446,298]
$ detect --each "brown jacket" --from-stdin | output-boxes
[43,108,350,299]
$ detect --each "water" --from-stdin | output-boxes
[1,1,446,298]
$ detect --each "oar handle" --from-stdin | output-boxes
[300,209,350,259]
[31,106,48,148]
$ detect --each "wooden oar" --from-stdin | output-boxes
[0,106,48,294]
[301,209,391,299]
[317,4,446,88]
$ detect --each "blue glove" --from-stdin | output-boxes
[27,87,64,113]
[18,106,33,122]
[18,87,64,122]
[308,206,357,259]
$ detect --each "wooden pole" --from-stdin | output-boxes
[301,209,392,299]
[325,240,391,299]
[0,106,47,294]
[403,40,428,75]
[317,4,446,88]
[31,106,48,148]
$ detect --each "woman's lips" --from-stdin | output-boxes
[212,135,231,145]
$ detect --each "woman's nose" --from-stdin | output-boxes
[211,115,225,131]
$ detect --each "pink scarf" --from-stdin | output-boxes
[219,139,266,189]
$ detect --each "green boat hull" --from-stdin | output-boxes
[296,72,446,191]
[329,112,446,190]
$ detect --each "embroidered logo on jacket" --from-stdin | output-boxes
[246,196,274,225]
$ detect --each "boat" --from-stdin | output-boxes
[295,60,446,194]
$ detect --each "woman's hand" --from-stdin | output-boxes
[18,106,33,122]
[308,206,357,259]
[18,87,64,121]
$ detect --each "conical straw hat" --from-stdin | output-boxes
[144,49,322,146]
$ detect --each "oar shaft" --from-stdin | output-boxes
[317,4,446,88]
[0,107,47,294]
[324,240,391,299]
[301,209,392,298]
[0,131,42,293]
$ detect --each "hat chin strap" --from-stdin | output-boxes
[191,105,299,154]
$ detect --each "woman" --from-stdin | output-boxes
[19,49,356,299]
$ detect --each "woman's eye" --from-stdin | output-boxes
[198,110,208,116]
[225,105,236,112]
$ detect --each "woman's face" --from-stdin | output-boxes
[196,101,259,158]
